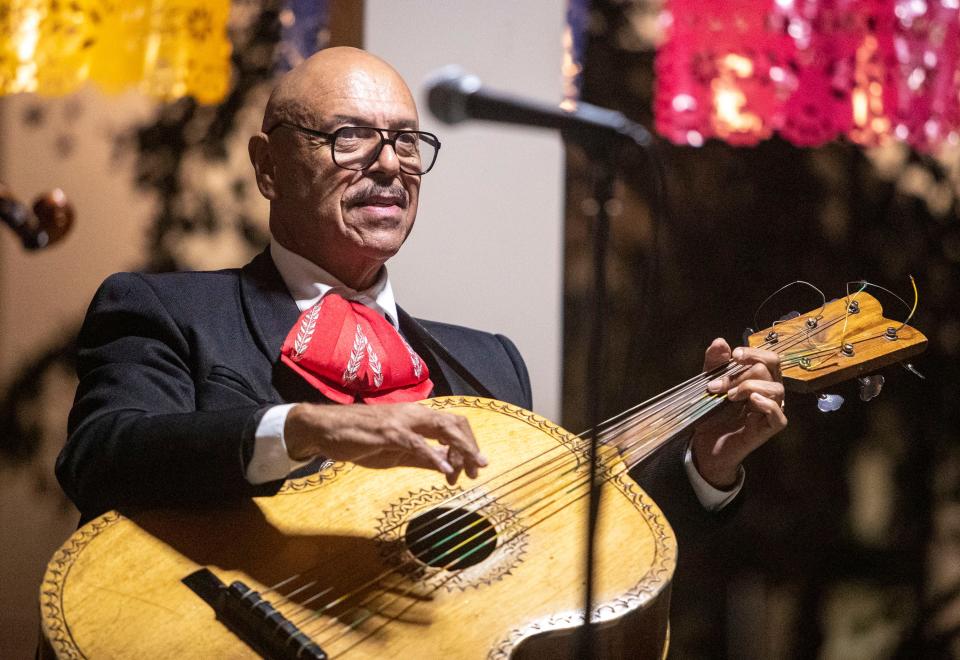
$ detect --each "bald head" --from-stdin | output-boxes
[263,47,418,132]
[249,47,425,290]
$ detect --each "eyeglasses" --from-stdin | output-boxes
[268,122,441,175]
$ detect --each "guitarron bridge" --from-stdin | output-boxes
[182,568,327,660]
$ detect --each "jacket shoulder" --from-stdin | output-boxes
[99,268,242,293]
[415,317,533,410]
[93,268,243,312]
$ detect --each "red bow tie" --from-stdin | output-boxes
[280,293,433,404]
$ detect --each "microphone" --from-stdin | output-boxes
[425,66,651,147]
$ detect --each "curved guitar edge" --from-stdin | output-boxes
[38,462,352,659]
[487,466,674,660]
[40,510,124,659]
[496,585,672,660]
[37,461,352,658]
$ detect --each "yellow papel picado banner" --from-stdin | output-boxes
[0,0,232,103]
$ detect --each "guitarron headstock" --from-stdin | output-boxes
[747,292,927,393]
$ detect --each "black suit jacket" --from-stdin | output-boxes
[58,250,719,542]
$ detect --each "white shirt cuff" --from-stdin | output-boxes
[683,444,744,511]
[246,403,311,485]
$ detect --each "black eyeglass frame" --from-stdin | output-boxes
[267,121,442,175]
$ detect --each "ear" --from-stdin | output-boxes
[248,133,277,200]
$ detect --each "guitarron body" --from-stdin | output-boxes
[41,397,676,659]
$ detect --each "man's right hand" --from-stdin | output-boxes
[284,402,487,485]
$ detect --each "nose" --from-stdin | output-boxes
[367,138,401,176]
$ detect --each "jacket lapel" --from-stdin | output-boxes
[240,249,327,403]
[240,248,300,362]
[397,307,497,399]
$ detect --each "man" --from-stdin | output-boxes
[57,48,786,534]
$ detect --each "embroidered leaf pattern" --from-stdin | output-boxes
[367,343,384,387]
[292,300,322,361]
[342,323,367,383]
[400,335,424,378]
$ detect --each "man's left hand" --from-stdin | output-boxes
[690,338,787,489]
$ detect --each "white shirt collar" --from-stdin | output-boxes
[269,238,399,328]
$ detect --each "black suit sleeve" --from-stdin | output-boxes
[56,273,275,522]
[495,334,533,410]
[628,433,741,548]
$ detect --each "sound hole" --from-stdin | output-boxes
[404,507,498,569]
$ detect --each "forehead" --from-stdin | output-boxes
[303,66,419,129]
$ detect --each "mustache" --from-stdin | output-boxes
[344,183,409,208]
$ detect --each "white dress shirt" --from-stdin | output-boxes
[245,238,399,484]
[247,238,742,510]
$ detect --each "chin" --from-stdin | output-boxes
[358,237,405,261]
[356,223,412,254]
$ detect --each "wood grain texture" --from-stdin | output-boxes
[41,397,676,659]
[748,292,927,393]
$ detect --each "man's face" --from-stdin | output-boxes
[267,63,422,285]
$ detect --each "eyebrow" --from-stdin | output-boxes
[329,114,419,131]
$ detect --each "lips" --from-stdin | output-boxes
[358,193,406,208]
[346,185,408,209]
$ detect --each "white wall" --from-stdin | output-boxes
[365,1,565,420]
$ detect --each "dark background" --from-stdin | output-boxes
[562,1,960,657]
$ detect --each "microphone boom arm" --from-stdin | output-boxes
[425,66,652,148]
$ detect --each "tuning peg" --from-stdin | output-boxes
[858,375,885,402]
[901,362,925,379]
[742,327,755,346]
[817,393,844,412]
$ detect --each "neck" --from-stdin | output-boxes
[273,236,384,291]
[326,261,383,291]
